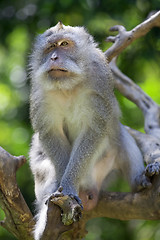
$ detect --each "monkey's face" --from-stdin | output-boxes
[30,22,99,90]
[42,37,80,79]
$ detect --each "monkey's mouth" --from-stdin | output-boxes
[48,68,68,73]
[48,68,69,78]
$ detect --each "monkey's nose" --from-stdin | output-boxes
[51,53,58,61]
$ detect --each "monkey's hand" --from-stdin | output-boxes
[145,162,160,177]
[49,187,82,226]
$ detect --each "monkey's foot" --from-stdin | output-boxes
[49,187,82,226]
[134,173,152,192]
[145,162,160,177]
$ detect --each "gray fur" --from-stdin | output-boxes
[29,23,150,240]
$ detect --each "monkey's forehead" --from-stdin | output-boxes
[41,23,93,42]
[43,24,88,39]
[33,23,98,52]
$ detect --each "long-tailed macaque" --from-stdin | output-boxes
[29,22,151,240]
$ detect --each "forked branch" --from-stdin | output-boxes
[105,11,160,62]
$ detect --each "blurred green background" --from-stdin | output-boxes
[0,0,160,239]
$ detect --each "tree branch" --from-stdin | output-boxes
[1,145,160,240]
[1,10,160,240]
[105,11,160,62]
[109,58,160,138]
[0,147,34,240]
[40,173,160,240]
[87,177,160,221]
[108,58,160,165]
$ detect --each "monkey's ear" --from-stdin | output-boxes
[56,21,64,30]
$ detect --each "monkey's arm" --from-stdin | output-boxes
[60,128,102,196]
[59,92,115,199]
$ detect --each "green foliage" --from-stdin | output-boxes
[0,0,160,239]
[86,218,133,240]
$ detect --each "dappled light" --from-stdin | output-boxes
[0,1,160,240]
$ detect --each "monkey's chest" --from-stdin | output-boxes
[45,89,93,141]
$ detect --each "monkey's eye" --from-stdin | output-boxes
[46,43,57,51]
[60,41,69,46]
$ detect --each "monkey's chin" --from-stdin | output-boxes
[42,70,83,90]
[47,69,71,79]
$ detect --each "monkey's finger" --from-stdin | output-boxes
[145,162,160,177]
[73,195,83,210]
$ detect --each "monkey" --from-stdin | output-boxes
[29,22,151,240]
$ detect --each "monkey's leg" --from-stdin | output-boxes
[30,135,57,240]
[117,124,151,192]
[31,130,72,195]
[30,133,71,240]
[30,133,59,202]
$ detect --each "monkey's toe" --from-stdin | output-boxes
[145,162,160,177]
